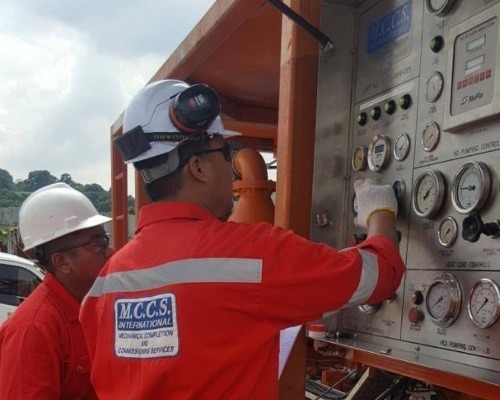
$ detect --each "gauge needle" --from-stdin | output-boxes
[460,185,476,191]
[423,187,432,200]
[431,296,443,309]
[476,297,489,313]
[443,228,451,238]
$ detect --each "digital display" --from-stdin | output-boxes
[374,144,385,153]
[467,35,486,52]
[465,55,485,75]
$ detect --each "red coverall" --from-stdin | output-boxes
[0,273,97,400]
[80,202,404,400]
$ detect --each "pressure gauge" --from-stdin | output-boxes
[358,303,381,315]
[426,0,456,16]
[425,72,444,103]
[425,273,462,327]
[393,179,406,202]
[438,217,458,247]
[352,194,359,216]
[394,133,411,161]
[368,134,391,172]
[468,279,500,329]
[352,145,368,171]
[451,161,492,214]
[412,170,446,218]
[422,121,441,152]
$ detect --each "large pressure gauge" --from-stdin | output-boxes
[451,162,492,214]
[368,134,391,172]
[426,0,456,16]
[425,273,462,327]
[468,279,500,329]
[412,170,446,218]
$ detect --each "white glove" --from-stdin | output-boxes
[354,178,398,228]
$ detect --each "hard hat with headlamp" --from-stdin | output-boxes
[114,79,239,184]
[19,183,111,251]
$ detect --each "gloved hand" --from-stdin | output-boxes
[354,178,398,228]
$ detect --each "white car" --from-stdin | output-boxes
[0,252,45,325]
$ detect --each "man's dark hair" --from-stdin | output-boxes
[145,168,184,202]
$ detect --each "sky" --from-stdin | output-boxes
[0,0,217,193]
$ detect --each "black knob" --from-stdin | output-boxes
[430,36,444,53]
[462,212,500,243]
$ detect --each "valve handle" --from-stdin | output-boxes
[462,212,500,242]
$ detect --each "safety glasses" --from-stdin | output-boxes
[191,142,232,162]
[54,233,110,255]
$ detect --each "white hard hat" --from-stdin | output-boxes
[117,79,239,165]
[19,183,111,250]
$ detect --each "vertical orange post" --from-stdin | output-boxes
[110,121,129,250]
[275,0,321,399]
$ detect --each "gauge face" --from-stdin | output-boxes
[422,121,440,152]
[412,170,446,218]
[352,146,368,171]
[468,279,500,329]
[451,162,492,214]
[358,303,381,315]
[425,273,462,327]
[394,133,411,161]
[438,217,458,247]
[425,72,444,102]
[426,0,456,15]
[367,134,391,172]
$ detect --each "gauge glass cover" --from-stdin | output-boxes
[438,217,458,247]
[425,273,462,327]
[451,162,492,214]
[425,72,444,102]
[468,279,500,329]
[426,0,456,15]
[422,121,440,152]
[394,133,410,161]
[368,134,391,172]
[352,146,367,171]
[412,170,445,218]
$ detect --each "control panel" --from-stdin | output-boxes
[311,0,500,385]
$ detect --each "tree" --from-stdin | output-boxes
[18,170,57,192]
[0,169,15,190]
[59,173,74,186]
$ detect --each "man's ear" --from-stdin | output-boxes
[50,252,72,274]
[186,156,210,183]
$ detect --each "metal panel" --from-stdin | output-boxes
[312,0,500,387]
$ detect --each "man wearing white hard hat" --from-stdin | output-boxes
[80,79,404,399]
[0,183,112,399]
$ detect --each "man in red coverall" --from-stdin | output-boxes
[80,79,404,400]
[0,183,113,399]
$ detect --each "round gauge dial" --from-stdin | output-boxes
[352,145,368,171]
[394,133,411,161]
[422,121,440,152]
[368,134,391,172]
[468,279,500,329]
[425,72,444,103]
[358,303,381,315]
[438,217,458,247]
[426,0,456,15]
[451,162,492,214]
[425,273,462,327]
[352,194,359,216]
[412,170,446,218]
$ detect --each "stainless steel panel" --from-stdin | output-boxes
[312,0,500,386]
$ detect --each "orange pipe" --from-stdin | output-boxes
[229,148,276,224]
